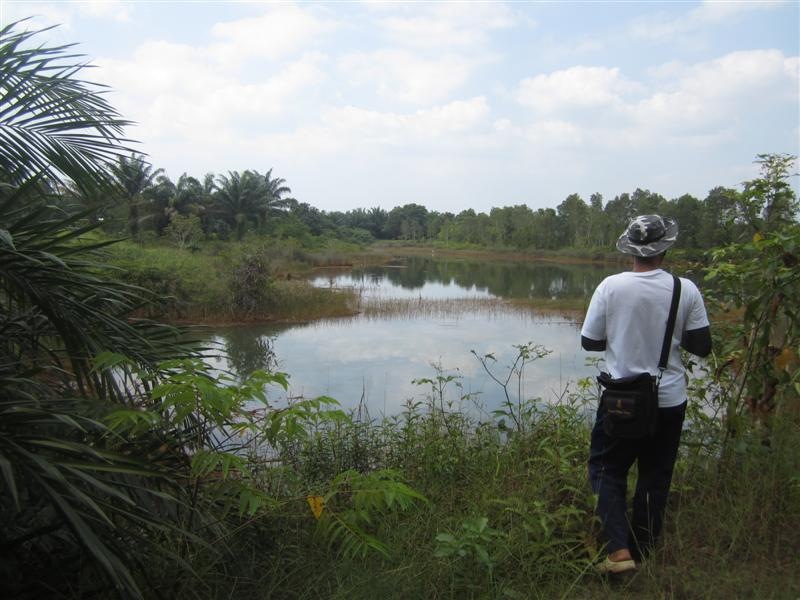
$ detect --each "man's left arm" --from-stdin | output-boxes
[681,281,712,357]
[681,326,711,357]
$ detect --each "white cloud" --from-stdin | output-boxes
[9,0,794,210]
[1,2,74,30]
[240,96,492,162]
[629,0,784,41]
[324,96,489,139]
[493,118,513,133]
[691,0,785,23]
[512,49,798,151]
[209,3,337,64]
[322,97,491,146]
[339,3,512,105]
[376,2,518,49]
[516,66,642,114]
[783,55,800,81]
[96,43,327,140]
[339,49,473,105]
[79,0,129,22]
[524,120,584,147]
[629,49,799,137]
[1,0,129,29]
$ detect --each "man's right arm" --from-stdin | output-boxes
[581,279,607,352]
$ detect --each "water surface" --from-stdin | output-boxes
[204,257,617,416]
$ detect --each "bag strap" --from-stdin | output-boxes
[657,274,681,379]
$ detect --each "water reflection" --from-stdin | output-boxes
[201,258,621,415]
[210,312,594,416]
[223,327,278,378]
[311,256,609,301]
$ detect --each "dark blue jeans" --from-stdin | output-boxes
[588,401,687,559]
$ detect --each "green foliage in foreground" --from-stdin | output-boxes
[158,375,799,600]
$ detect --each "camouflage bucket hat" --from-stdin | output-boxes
[616,214,678,257]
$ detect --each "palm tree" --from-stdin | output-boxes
[1,21,194,598]
[171,172,203,215]
[108,153,164,237]
[213,169,263,240]
[262,167,295,220]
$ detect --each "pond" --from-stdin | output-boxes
[202,256,618,416]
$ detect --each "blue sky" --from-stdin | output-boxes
[2,1,798,213]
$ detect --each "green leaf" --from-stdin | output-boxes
[0,454,20,511]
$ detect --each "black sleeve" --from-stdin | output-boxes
[581,335,606,352]
[681,326,712,357]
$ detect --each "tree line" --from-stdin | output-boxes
[84,153,798,252]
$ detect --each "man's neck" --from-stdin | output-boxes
[632,256,664,272]
[632,264,660,273]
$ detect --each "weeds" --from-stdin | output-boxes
[174,346,799,600]
[105,238,358,322]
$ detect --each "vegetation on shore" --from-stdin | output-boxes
[105,238,361,323]
[195,376,798,600]
[103,236,704,325]
[1,20,798,600]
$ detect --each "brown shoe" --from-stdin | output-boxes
[596,556,637,575]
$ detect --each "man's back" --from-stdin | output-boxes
[581,268,709,407]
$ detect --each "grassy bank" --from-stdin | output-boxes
[103,237,610,324]
[167,375,800,600]
[104,238,364,323]
[372,240,707,267]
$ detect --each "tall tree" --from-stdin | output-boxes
[108,153,163,237]
[738,153,799,233]
[603,193,633,242]
[385,203,428,240]
[630,188,667,216]
[290,201,332,236]
[700,186,739,247]
[587,192,607,247]
[556,193,589,247]
[665,194,702,249]
[262,168,295,218]
[171,172,204,216]
[532,208,559,249]
[213,169,263,240]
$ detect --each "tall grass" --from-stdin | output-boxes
[168,368,799,600]
[105,239,358,322]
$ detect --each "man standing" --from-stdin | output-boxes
[581,215,712,575]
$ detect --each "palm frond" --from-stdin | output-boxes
[0,20,135,192]
[0,394,196,599]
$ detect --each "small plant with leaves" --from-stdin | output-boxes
[434,516,507,581]
[472,342,552,433]
[316,468,428,559]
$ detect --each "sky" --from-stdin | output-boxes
[2,0,799,214]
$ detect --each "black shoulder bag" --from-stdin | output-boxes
[596,275,681,439]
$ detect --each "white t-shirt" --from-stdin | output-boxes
[581,269,710,408]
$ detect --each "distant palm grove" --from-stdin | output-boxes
[91,152,794,252]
